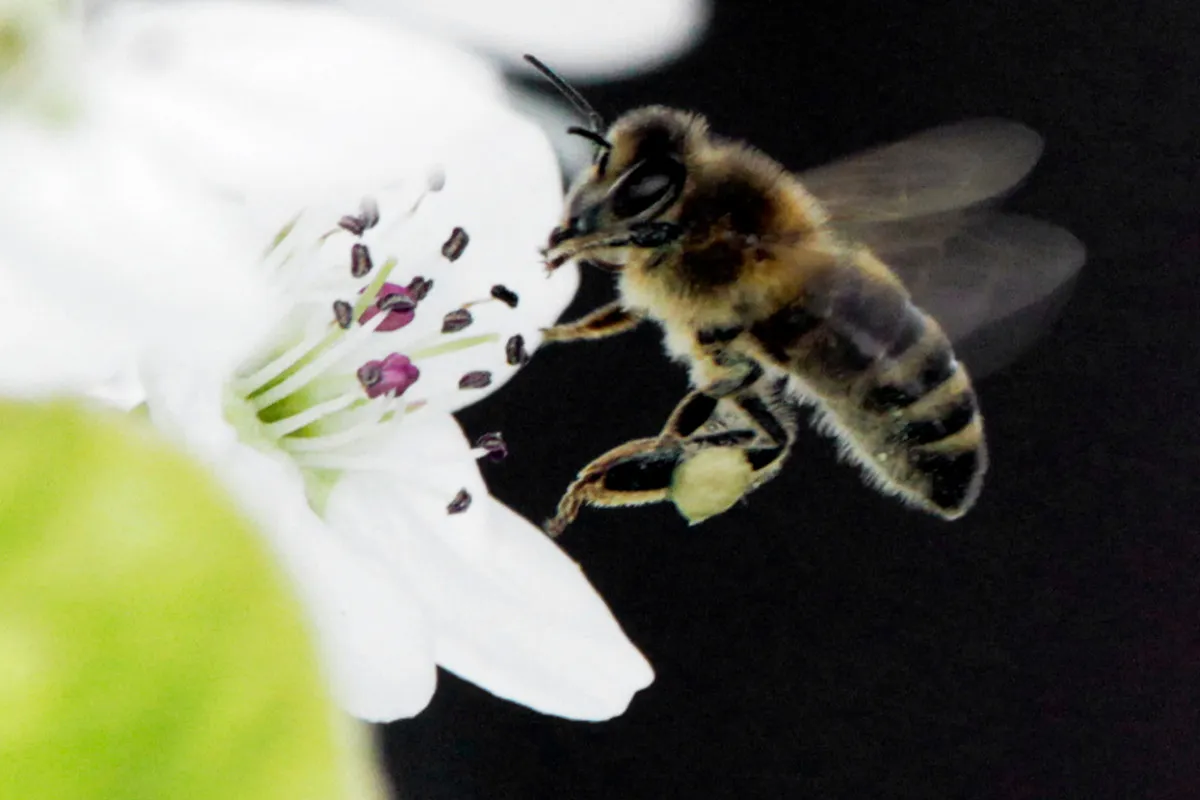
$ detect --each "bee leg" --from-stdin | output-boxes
[733,391,791,450]
[664,378,798,485]
[541,301,642,344]
[734,392,796,481]
[544,436,685,537]
[546,426,771,536]
[661,357,764,439]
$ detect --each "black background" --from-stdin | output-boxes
[385,0,1199,797]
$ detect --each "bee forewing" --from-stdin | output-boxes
[800,119,1045,223]
[864,213,1086,377]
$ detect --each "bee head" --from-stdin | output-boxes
[543,108,704,272]
[523,56,702,272]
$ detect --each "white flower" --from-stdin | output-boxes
[0,0,652,722]
[337,0,713,79]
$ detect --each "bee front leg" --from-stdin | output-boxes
[541,301,642,344]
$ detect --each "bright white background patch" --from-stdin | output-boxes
[339,0,712,78]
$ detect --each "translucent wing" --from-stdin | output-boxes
[797,120,1083,377]
[857,211,1086,377]
[799,119,1044,223]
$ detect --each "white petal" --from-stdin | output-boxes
[0,114,279,377]
[326,412,654,720]
[140,364,439,721]
[340,0,713,78]
[88,0,505,193]
[0,262,136,399]
[507,88,596,177]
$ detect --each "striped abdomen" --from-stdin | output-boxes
[747,254,986,518]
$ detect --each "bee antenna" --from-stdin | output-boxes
[566,126,613,151]
[523,54,606,134]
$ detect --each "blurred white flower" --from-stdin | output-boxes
[337,0,712,79]
[335,0,713,176]
[0,0,652,722]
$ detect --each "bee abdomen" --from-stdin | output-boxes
[862,331,987,517]
[749,281,987,518]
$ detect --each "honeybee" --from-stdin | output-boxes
[524,56,1085,537]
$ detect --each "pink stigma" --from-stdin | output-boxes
[359,353,420,399]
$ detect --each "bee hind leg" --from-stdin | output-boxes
[660,378,800,489]
[544,436,685,537]
[544,426,782,537]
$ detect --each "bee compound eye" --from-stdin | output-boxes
[610,158,685,219]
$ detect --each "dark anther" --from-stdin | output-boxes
[337,198,381,236]
[350,243,373,278]
[475,432,508,462]
[447,488,471,514]
[458,371,492,390]
[356,363,382,389]
[406,276,433,301]
[442,308,473,333]
[378,293,416,313]
[490,284,520,308]
[338,215,366,236]
[333,300,353,329]
[441,227,470,261]
[505,334,529,366]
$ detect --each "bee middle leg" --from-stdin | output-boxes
[663,351,766,441]
[665,375,796,474]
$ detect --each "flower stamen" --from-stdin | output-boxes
[337,196,382,236]
[505,334,529,366]
[357,282,416,331]
[473,432,508,462]
[490,284,519,308]
[406,276,433,300]
[378,292,417,313]
[442,309,473,333]
[333,300,353,329]
[224,181,535,517]
[350,242,373,278]
[441,226,469,261]
[458,371,492,390]
[251,311,389,410]
[264,392,362,438]
[447,489,472,514]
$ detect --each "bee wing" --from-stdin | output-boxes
[856,212,1086,377]
[799,119,1045,223]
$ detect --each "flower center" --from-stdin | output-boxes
[223,180,519,514]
